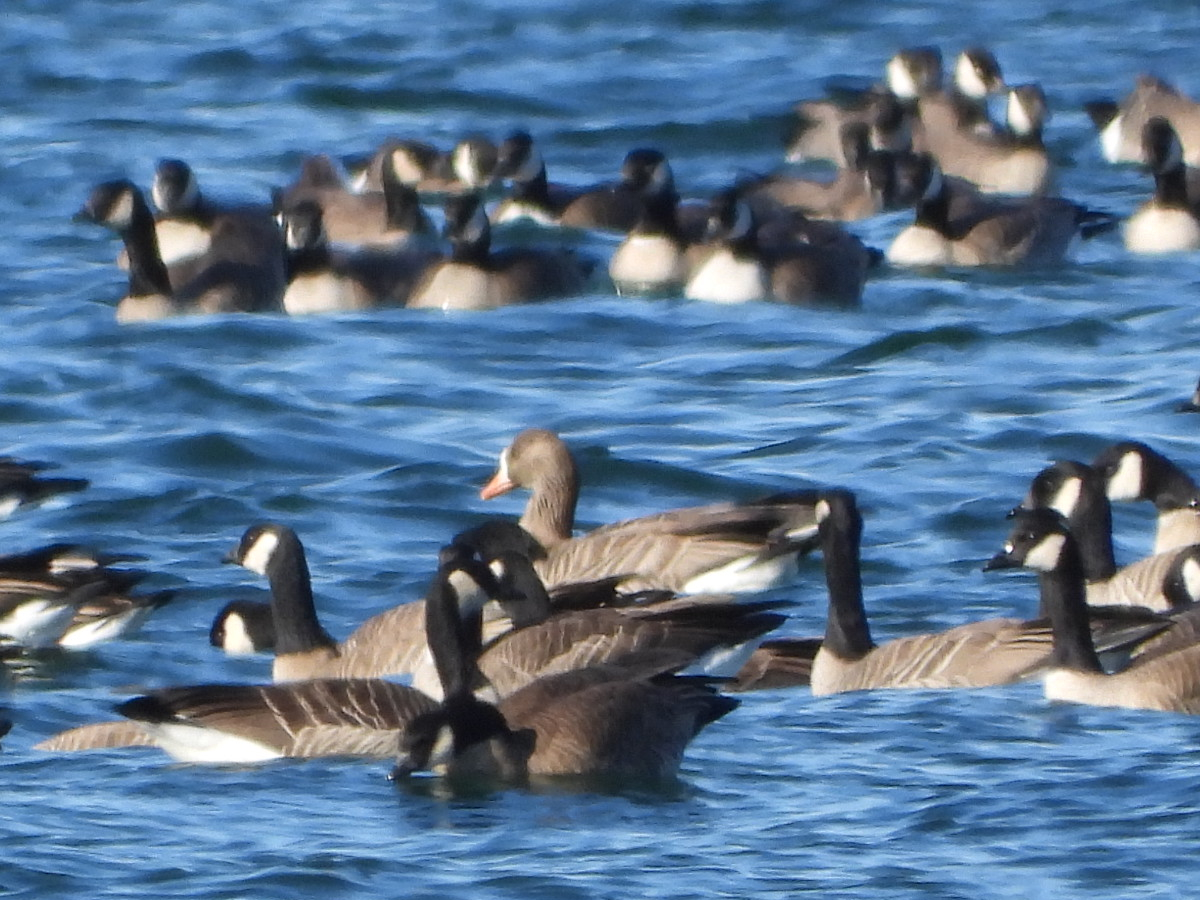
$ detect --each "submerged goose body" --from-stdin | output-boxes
[0,458,87,518]
[988,508,1200,714]
[480,428,820,593]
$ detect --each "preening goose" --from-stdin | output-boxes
[1091,441,1200,555]
[1018,460,1200,611]
[1124,117,1200,254]
[986,508,1200,714]
[479,428,820,593]
[807,490,1164,696]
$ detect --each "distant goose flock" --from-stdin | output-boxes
[7,44,1200,780]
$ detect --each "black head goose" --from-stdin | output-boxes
[280,200,439,314]
[884,156,1117,267]
[480,428,820,593]
[1124,117,1200,254]
[1091,442,1200,554]
[276,154,397,246]
[0,457,87,518]
[986,508,1200,714]
[351,138,447,194]
[685,190,874,306]
[407,193,592,310]
[209,598,275,655]
[558,147,677,234]
[1017,459,1200,612]
[1085,74,1200,166]
[884,45,944,107]
[78,180,285,322]
[491,130,587,226]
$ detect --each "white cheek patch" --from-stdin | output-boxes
[109,189,135,230]
[815,499,831,524]
[886,56,919,99]
[956,53,991,99]
[1049,477,1083,518]
[1100,114,1126,164]
[648,159,674,196]
[390,149,427,186]
[219,612,258,655]
[1181,557,1200,603]
[241,531,280,576]
[1006,91,1035,136]
[429,724,456,771]
[1106,452,1144,501]
[454,143,488,188]
[448,568,489,618]
[1024,532,1066,572]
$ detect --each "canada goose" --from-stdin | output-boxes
[1124,117,1200,254]
[0,457,87,518]
[684,190,873,306]
[1017,459,1200,612]
[986,508,1200,714]
[279,200,439,314]
[786,86,911,166]
[395,547,739,781]
[479,428,819,593]
[1091,441,1200,554]
[884,156,1116,267]
[35,678,441,762]
[147,158,279,269]
[884,45,945,107]
[929,83,1054,196]
[227,520,783,698]
[1085,74,1200,166]
[747,123,886,222]
[809,489,1057,695]
[393,671,736,781]
[558,146,700,235]
[351,138,448,194]
[491,130,587,225]
[78,180,285,322]
[407,193,592,310]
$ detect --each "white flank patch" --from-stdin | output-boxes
[886,227,953,266]
[684,251,768,304]
[1049,476,1083,519]
[682,553,798,594]
[58,607,151,649]
[1105,451,1144,501]
[144,722,282,764]
[1124,208,1200,255]
[0,599,76,648]
[240,530,280,576]
[283,274,357,316]
[683,638,763,678]
[1099,114,1127,164]
[1024,532,1067,573]
[609,235,685,292]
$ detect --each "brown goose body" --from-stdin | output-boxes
[480,428,819,593]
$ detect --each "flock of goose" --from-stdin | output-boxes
[77,45,1200,323]
[6,425,1200,782]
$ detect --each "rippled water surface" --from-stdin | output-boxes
[4,1,1200,897]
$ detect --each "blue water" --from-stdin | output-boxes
[4,0,1200,897]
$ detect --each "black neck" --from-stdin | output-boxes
[635,192,683,240]
[512,169,550,204]
[1063,475,1118,581]
[1040,538,1104,672]
[123,193,174,297]
[820,512,874,660]
[424,565,484,698]
[913,180,952,235]
[1155,165,1192,210]
[268,534,337,655]
[286,245,332,279]
[384,181,428,231]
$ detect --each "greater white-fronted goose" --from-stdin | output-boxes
[986,508,1200,714]
[479,428,820,593]
[1124,117,1200,254]
[1091,441,1200,554]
